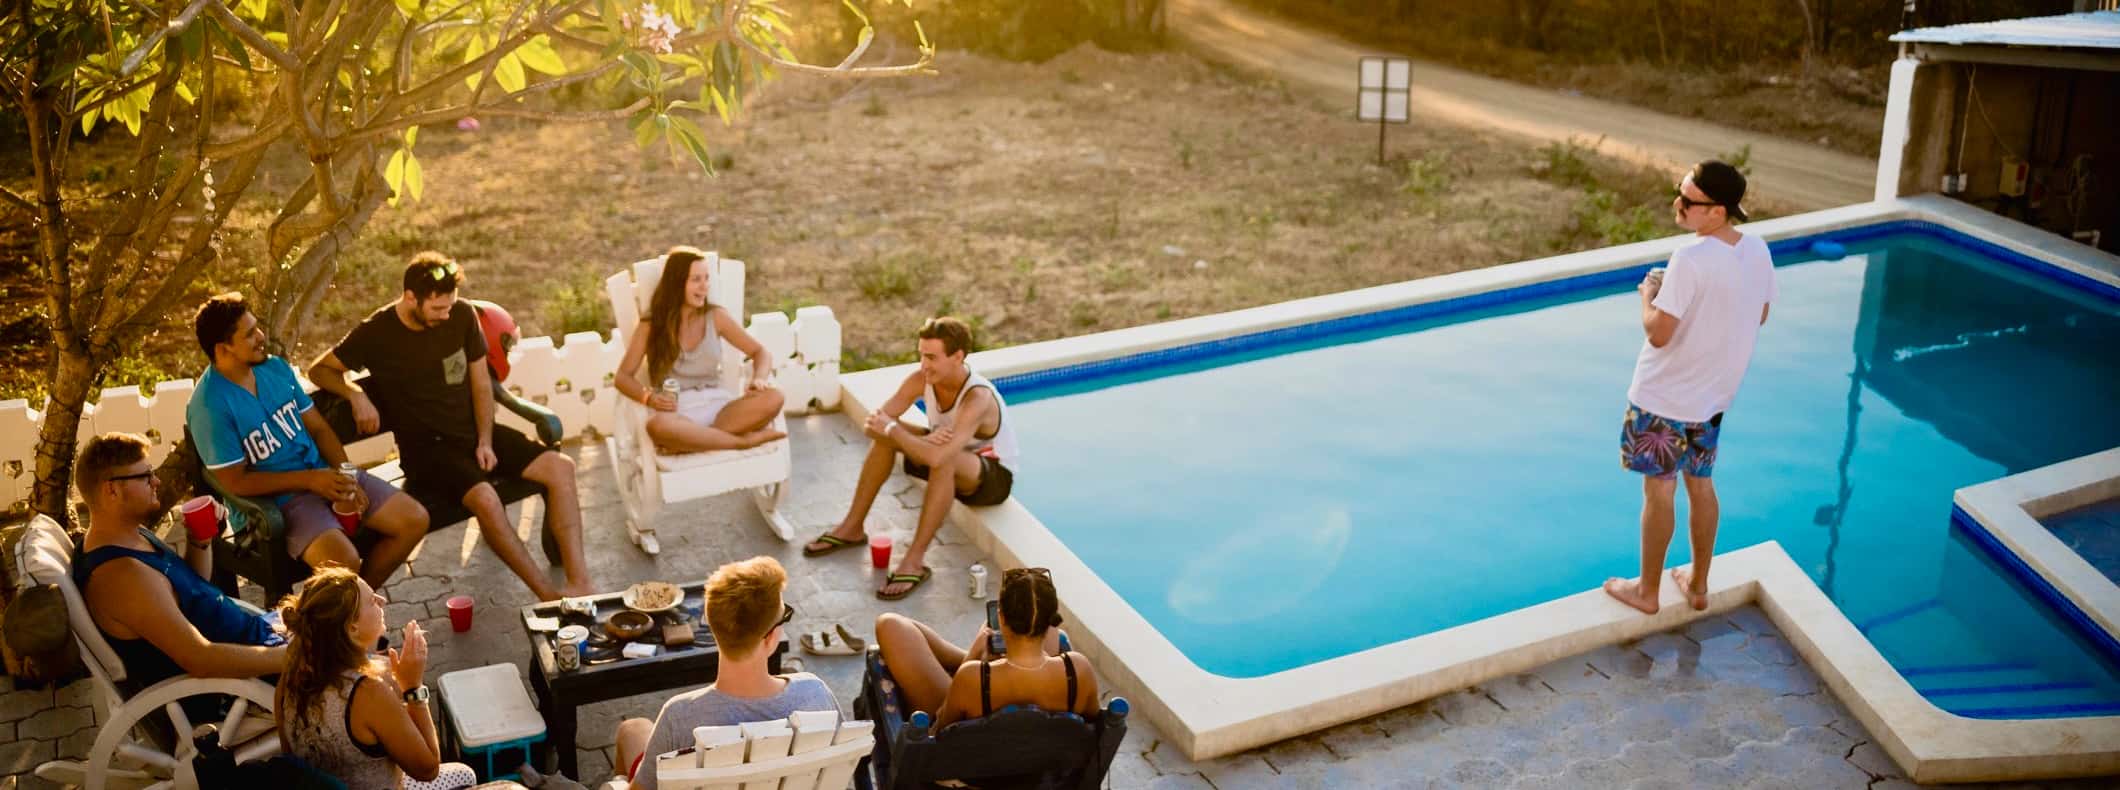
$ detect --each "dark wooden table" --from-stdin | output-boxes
[518,583,786,778]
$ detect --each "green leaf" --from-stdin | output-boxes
[240,0,268,20]
[206,20,251,70]
[666,113,712,172]
[461,33,488,92]
[915,20,930,52]
[629,108,660,147]
[385,149,407,206]
[394,0,422,19]
[516,35,564,75]
[174,81,195,103]
[80,107,99,135]
[404,153,424,201]
[839,0,870,27]
[707,86,730,125]
[405,125,418,147]
[493,52,525,93]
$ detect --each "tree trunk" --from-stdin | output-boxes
[31,351,98,524]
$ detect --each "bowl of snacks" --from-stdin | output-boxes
[622,580,683,613]
[603,609,655,641]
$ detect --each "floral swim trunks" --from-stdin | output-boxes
[1621,404,1723,479]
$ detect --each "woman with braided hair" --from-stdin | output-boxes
[873,567,1100,727]
[274,567,482,789]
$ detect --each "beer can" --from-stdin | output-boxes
[661,378,680,397]
[968,563,989,599]
[557,640,580,671]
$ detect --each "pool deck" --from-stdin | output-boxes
[3,413,2114,788]
[836,195,2120,783]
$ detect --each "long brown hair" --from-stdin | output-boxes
[275,567,378,729]
[644,245,715,384]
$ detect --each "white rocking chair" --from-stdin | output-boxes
[602,709,874,790]
[604,252,816,552]
[13,515,281,790]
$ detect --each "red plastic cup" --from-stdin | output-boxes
[446,595,475,632]
[869,535,893,570]
[179,496,222,542]
[331,499,360,536]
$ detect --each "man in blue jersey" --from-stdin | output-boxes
[186,293,426,587]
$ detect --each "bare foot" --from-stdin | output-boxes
[804,524,866,555]
[738,429,788,448]
[1602,577,1660,615]
[1670,567,1707,611]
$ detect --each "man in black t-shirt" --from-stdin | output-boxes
[308,252,596,601]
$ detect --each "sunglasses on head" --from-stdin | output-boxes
[424,261,460,280]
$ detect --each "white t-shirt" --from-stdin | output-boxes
[1626,232,1777,423]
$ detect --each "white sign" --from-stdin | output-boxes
[1357,57,1411,123]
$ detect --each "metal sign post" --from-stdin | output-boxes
[1356,57,1411,165]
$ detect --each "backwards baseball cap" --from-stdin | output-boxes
[1691,160,1749,222]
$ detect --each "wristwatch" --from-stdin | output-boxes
[402,685,431,704]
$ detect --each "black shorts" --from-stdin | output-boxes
[396,425,547,504]
[904,454,1015,507]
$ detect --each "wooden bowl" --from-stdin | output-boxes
[603,609,655,641]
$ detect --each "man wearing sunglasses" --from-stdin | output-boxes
[1605,160,1776,616]
[309,252,596,601]
[611,557,833,790]
[75,433,286,692]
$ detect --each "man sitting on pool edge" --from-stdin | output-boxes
[803,317,1020,600]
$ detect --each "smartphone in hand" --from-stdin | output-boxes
[986,599,1005,658]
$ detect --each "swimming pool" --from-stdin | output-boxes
[998,222,2120,720]
[839,196,2120,777]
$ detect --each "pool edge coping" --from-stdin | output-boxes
[838,196,2120,783]
[1955,449,2120,657]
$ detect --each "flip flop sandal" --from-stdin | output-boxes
[803,532,867,558]
[876,566,933,601]
[801,626,866,656]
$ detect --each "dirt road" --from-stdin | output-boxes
[1167,0,1878,210]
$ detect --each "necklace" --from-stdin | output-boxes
[1003,655,1048,670]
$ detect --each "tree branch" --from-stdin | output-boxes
[205,0,302,71]
[730,29,934,79]
[0,185,33,214]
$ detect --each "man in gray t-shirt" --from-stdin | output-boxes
[615,557,838,790]
[625,673,837,790]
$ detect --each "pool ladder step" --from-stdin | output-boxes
[1864,599,2120,717]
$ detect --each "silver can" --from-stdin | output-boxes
[968,564,989,599]
[557,640,580,671]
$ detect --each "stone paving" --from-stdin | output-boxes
[4,412,2114,789]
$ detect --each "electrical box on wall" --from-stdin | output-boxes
[1999,157,2029,197]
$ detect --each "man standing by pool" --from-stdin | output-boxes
[1604,160,1775,616]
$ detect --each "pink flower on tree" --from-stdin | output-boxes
[624,3,680,55]
[456,117,481,132]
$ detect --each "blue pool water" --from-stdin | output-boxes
[999,222,2120,719]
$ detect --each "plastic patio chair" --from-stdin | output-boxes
[602,252,801,553]
[853,644,1128,790]
[598,709,874,790]
[12,514,283,790]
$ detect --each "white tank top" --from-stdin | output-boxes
[924,370,1019,472]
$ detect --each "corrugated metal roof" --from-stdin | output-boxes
[1892,10,2120,50]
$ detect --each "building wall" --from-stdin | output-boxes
[1881,57,2119,252]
